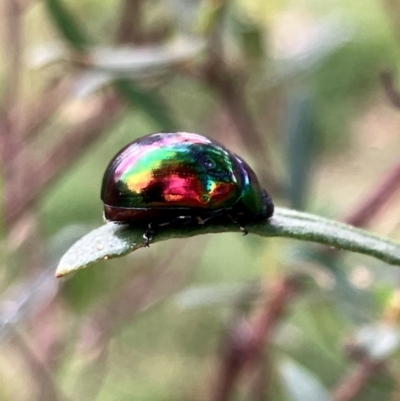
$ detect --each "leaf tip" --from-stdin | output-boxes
[55,264,70,278]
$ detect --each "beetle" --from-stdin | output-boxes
[101,132,274,246]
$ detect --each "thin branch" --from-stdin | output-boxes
[332,358,385,401]
[1,0,26,235]
[3,0,23,112]
[0,0,24,162]
[211,276,299,401]
[381,71,400,109]
[115,0,169,45]
[116,0,143,44]
[343,157,400,228]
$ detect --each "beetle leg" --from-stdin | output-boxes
[143,223,155,247]
[228,213,248,235]
[196,216,205,225]
[196,216,211,225]
[239,225,248,235]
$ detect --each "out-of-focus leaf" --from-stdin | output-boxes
[267,14,353,83]
[286,89,315,210]
[114,79,175,131]
[73,37,203,98]
[55,207,400,277]
[28,37,205,101]
[87,37,205,76]
[27,42,67,68]
[355,324,400,360]
[73,71,113,98]
[44,0,89,50]
[279,358,332,401]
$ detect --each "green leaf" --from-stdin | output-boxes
[44,0,89,50]
[114,79,175,131]
[56,207,400,278]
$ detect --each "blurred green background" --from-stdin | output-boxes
[1,0,400,400]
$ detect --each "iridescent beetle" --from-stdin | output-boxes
[101,132,274,246]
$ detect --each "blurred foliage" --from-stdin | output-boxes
[1,0,400,400]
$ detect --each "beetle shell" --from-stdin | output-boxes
[101,132,274,226]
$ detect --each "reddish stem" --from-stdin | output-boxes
[211,276,299,401]
[343,158,400,227]
[332,359,385,401]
